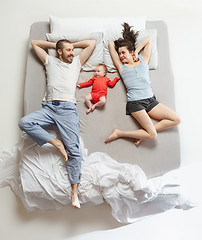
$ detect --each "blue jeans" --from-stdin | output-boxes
[19,102,82,184]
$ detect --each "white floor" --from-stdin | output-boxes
[67,206,202,240]
[67,162,202,240]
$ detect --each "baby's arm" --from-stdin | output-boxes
[77,77,95,88]
[107,77,120,88]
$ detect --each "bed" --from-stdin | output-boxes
[25,17,180,178]
[0,16,186,223]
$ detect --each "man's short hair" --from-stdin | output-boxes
[56,39,72,51]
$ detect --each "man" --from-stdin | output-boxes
[19,38,96,208]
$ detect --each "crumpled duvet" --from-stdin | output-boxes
[0,130,192,223]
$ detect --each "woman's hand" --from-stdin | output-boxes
[132,51,139,62]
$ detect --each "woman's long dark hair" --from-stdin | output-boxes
[114,22,139,52]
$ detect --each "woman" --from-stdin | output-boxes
[105,23,180,145]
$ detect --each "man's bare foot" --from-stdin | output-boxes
[105,128,120,143]
[71,192,80,209]
[57,140,68,162]
[49,138,68,161]
[134,138,142,146]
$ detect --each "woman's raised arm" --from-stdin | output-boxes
[134,36,151,64]
[108,41,122,73]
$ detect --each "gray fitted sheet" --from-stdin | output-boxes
[24,21,180,178]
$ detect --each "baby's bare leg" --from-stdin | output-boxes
[85,93,93,114]
[91,96,106,111]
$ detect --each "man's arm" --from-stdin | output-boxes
[72,40,96,66]
[31,40,56,64]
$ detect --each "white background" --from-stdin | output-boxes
[0,0,202,239]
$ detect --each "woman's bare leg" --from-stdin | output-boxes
[134,103,180,145]
[105,110,157,143]
[148,103,180,131]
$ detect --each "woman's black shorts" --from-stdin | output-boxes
[126,95,159,115]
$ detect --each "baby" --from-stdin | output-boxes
[77,64,119,114]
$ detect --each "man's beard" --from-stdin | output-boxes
[62,52,74,63]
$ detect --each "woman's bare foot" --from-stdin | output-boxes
[105,128,120,143]
[134,138,142,146]
[134,129,143,146]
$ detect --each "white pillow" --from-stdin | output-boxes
[50,15,104,34]
[49,16,147,71]
[50,15,146,35]
[103,29,158,72]
[46,32,103,71]
[136,29,158,70]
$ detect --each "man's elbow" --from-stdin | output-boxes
[146,36,151,44]
[90,39,96,49]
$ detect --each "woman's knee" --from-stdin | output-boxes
[148,129,157,140]
[173,115,181,126]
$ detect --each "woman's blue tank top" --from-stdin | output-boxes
[120,54,153,101]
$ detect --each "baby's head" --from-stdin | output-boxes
[94,64,107,77]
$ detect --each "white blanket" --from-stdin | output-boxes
[0,130,193,223]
